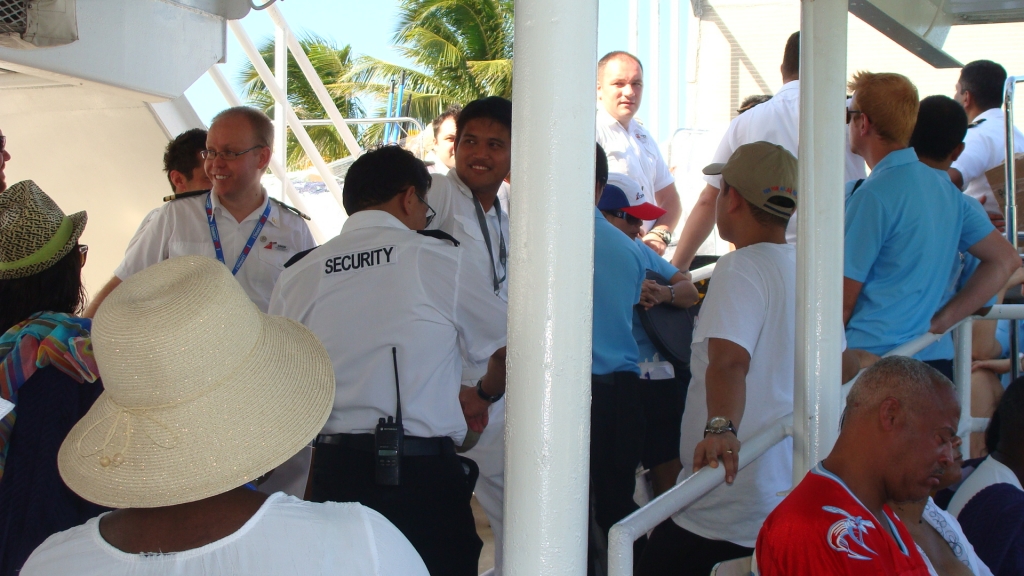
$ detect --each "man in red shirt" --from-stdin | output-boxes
[756,356,960,575]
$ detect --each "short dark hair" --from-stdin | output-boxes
[0,248,85,334]
[211,106,274,148]
[723,179,791,229]
[455,97,512,144]
[959,60,1006,111]
[596,143,609,189]
[342,145,431,215]
[781,32,799,79]
[738,94,772,115]
[163,128,208,191]
[987,376,1024,453]
[598,51,644,78]
[432,104,462,139]
[909,95,968,162]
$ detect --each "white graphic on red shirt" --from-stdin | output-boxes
[823,506,878,561]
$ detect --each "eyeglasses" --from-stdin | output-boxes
[200,145,265,161]
[610,210,643,226]
[846,109,866,124]
[78,244,88,266]
[415,191,436,228]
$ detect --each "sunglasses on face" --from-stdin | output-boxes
[846,109,866,124]
[78,244,88,266]
[610,210,643,226]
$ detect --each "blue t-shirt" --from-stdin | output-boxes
[918,189,997,361]
[592,207,645,375]
[630,238,680,363]
[844,148,994,355]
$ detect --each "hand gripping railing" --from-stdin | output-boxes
[607,414,793,576]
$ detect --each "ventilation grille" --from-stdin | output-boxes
[0,0,27,35]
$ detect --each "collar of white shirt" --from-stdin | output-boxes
[597,106,635,134]
[775,79,799,98]
[444,170,477,201]
[973,106,1003,125]
[210,187,278,227]
[341,209,410,234]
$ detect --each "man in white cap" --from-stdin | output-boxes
[21,255,427,575]
[84,107,316,316]
[596,50,682,256]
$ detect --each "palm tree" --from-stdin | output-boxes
[238,32,365,170]
[341,0,514,141]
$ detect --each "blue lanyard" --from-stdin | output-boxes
[205,192,272,276]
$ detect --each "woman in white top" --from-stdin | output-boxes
[19,256,428,576]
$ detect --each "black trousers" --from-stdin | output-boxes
[309,441,482,576]
[589,372,646,575]
[640,364,691,470]
[637,519,753,576]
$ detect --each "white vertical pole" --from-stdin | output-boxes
[793,0,847,484]
[648,0,660,140]
[504,0,597,572]
[629,0,639,55]
[669,0,680,132]
[953,322,974,456]
[274,25,288,200]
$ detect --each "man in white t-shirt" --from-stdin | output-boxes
[638,142,799,576]
[671,31,867,270]
[596,50,682,256]
[949,59,1024,228]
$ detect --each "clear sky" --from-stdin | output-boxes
[185,0,687,142]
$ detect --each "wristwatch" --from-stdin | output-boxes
[704,417,736,437]
[476,379,504,403]
[647,228,672,245]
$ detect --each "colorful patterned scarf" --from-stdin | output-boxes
[0,312,99,480]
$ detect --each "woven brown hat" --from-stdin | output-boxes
[0,180,87,280]
[58,255,335,508]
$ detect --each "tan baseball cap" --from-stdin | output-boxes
[702,141,798,218]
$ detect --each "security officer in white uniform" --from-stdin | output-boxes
[950,59,1024,226]
[672,31,868,270]
[596,50,682,256]
[269,145,507,576]
[425,96,513,573]
[87,107,316,314]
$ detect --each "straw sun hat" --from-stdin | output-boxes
[0,180,87,279]
[58,255,335,508]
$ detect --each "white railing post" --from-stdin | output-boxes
[953,321,974,456]
[503,0,598,574]
[229,21,347,210]
[793,0,848,484]
[206,65,329,244]
[273,24,289,197]
[1004,76,1022,380]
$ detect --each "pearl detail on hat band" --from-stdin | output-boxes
[77,405,178,469]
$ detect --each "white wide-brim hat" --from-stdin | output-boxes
[58,255,335,508]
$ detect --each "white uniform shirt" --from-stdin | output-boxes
[114,191,315,312]
[269,210,507,443]
[703,81,868,243]
[596,108,675,230]
[951,107,1024,214]
[21,492,428,576]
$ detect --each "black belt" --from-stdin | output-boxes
[315,433,455,456]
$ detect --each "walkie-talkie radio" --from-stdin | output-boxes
[374,347,404,486]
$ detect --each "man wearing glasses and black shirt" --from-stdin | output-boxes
[85,107,315,314]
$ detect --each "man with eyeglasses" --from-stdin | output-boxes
[86,107,316,314]
[843,72,1018,363]
[269,145,507,576]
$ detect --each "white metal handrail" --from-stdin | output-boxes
[607,415,793,576]
[690,262,716,283]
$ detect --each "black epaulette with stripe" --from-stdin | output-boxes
[162,189,209,202]
[271,198,311,221]
[968,118,987,129]
[417,229,460,246]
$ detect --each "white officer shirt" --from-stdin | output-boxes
[115,191,316,312]
[268,210,507,443]
[951,107,1024,214]
[703,80,868,242]
[428,170,511,304]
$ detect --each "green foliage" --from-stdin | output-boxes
[342,0,514,143]
[238,33,365,170]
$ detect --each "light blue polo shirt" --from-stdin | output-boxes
[918,190,997,361]
[592,207,645,375]
[844,148,994,355]
[631,238,680,363]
